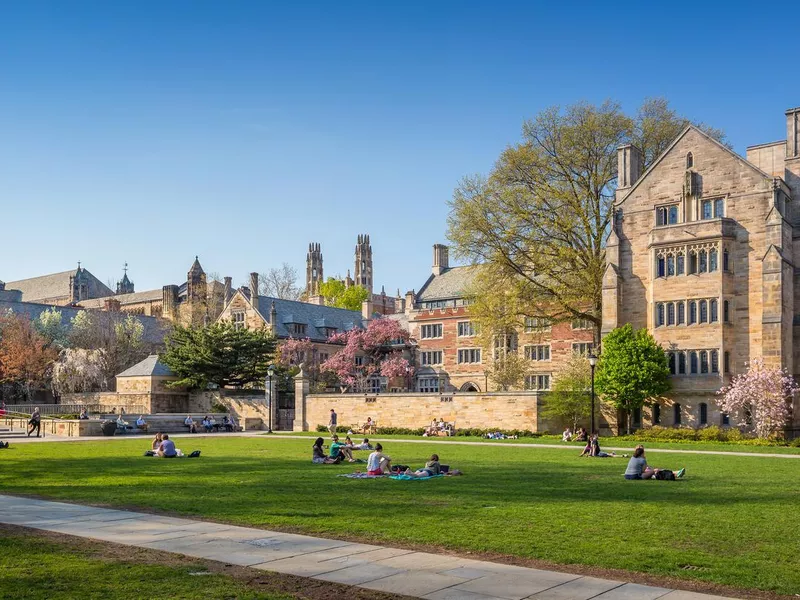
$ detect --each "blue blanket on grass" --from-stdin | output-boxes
[389,473,445,481]
[337,472,387,479]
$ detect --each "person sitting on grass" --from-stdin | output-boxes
[562,427,572,442]
[330,435,355,462]
[624,446,685,480]
[357,437,373,450]
[312,437,340,464]
[344,435,355,448]
[151,432,163,451]
[404,454,442,477]
[184,415,197,433]
[157,434,177,458]
[589,433,619,458]
[574,427,587,442]
[579,435,593,457]
[366,443,392,475]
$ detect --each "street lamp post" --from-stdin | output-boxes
[587,353,598,435]
[266,364,275,433]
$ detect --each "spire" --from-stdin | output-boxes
[116,261,135,295]
[189,256,205,276]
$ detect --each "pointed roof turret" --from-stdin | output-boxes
[189,256,204,275]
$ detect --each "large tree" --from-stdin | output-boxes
[449,98,726,339]
[0,313,59,401]
[595,324,670,434]
[541,352,592,432]
[259,263,302,300]
[161,320,277,389]
[318,278,370,312]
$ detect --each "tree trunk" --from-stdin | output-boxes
[626,411,632,435]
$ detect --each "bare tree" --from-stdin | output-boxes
[259,263,301,300]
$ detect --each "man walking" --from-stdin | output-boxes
[27,407,41,438]
[328,409,337,436]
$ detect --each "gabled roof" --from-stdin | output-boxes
[78,288,164,308]
[416,265,479,302]
[617,126,774,206]
[117,354,174,378]
[6,268,113,302]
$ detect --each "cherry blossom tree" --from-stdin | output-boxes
[52,349,107,394]
[717,358,798,439]
[321,318,413,392]
[278,337,315,369]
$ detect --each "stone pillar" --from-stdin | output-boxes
[292,368,310,431]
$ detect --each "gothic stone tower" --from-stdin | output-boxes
[306,243,323,296]
[354,234,373,293]
[116,262,135,295]
[186,256,208,326]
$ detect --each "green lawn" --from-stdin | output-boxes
[0,527,288,600]
[1,436,799,595]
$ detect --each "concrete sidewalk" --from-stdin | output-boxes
[0,494,735,600]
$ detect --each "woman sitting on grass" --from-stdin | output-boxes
[366,443,392,475]
[404,454,441,477]
[312,437,340,464]
[151,432,163,451]
[624,446,685,480]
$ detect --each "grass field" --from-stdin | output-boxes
[1,436,799,596]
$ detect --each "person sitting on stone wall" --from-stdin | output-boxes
[222,415,233,432]
[136,415,148,432]
[202,415,213,433]
[184,415,197,433]
[79,408,89,420]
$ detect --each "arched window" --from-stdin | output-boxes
[689,301,697,324]
[710,299,718,323]
[677,302,685,325]
[656,303,665,326]
[674,403,682,425]
[711,350,719,373]
[700,350,709,373]
[690,351,698,374]
[653,403,662,425]
[667,303,675,325]
[657,255,666,277]
[678,351,686,374]
[668,352,676,374]
[686,153,694,168]
[699,300,708,323]
[709,248,718,272]
[689,251,697,274]
[699,250,708,273]
[699,403,708,426]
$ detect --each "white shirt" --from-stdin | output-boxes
[367,451,387,472]
[185,417,194,425]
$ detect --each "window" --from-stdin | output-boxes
[232,311,245,330]
[525,345,550,361]
[698,250,707,273]
[722,412,730,426]
[702,200,713,220]
[723,249,730,272]
[571,318,592,330]
[723,300,729,322]
[668,352,676,374]
[656,206,667,226]
[699,300,708,323]
[656,303,665,327]
[418,377,440,393]
[711,350,719,373]
[457,321,478,337]
[524,317,551,332]
[653,403,662,425]
[714,198,724,218]
[524,374,550,391]
[457,348,481,364]
[420,351,443,366]
[420,324,443,339]
[689,301,697,324]
[656,205,679,226]
[666,254,675,276]
[423,300,452,310]
[674,403,682,425]
[354,356,364,366]
[668,205,679,224]
[699,403,708,426]
[690,351,698,374]
[710,299,718,323]
[709,249,718,272]
[493,332,518,358]
[677,302,685,325]
[572,343,595,356]
[318,352,329,363]
[686,152,693,168]
[678,351,686,374]
[724,351,730,374]
[291,323,307,336]
[676,254,685,275]
[657,256,666,277]
[689,251,697,274]
[700,350,709,374]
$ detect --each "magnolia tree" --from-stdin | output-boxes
[52,348,107,394]
[717,358,798,438]
[321,318,412,392]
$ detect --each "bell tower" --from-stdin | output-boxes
[354,234,373,294]
[306,243,323,296]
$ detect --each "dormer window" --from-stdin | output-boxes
[686,152,693,168]
[291,323,307,336]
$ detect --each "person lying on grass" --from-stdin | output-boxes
[330,434,356,462]
[356,437,373,450]
[403,454,442,478]
[624,446,685,480]
[366,443,391,475]
[312,437,341,464]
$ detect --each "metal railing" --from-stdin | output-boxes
[2,403,147,416]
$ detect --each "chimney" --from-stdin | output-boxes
[361,298,374,321]
[223,277,232,303]
[405,290,415,314]
[617,144,643,191]
[269,301,278,335]
[432,244,449,276]
[787,107,800,160]
[249,272,259,314]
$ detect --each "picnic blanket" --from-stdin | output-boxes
[337,472,387,479]
[389,473,445,481]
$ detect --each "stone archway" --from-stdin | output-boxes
[460,382,480,393]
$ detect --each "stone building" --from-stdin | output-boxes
[5,264,113,305]
[406,244,595,393]
[304,234,401,316]
[604,106,800,429]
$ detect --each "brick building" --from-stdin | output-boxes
[406,245,595,393]
[604,106,800,429]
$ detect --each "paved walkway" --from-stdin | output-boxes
[0,495,734,600]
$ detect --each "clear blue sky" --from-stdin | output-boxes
[1,1,798,295]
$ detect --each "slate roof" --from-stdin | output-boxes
[116,354,174,378]
[254,296,365,342]
[416,265,479,302]
[6,269,113,302]
[0,300,167,345]
[78,289,164,308]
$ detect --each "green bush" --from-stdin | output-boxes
[210,402,228,413]
[455,428,541,438]
[617,426,792,446]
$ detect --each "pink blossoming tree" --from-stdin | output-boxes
[717,358,798,438]
[321,318,413,392]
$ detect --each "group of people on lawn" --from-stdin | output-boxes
[312,435,442,477]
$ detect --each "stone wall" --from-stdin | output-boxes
[189,390,268,430]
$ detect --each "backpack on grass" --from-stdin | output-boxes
[188,450,201,458]
[654,469,675,481]
[144,450,155,456]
